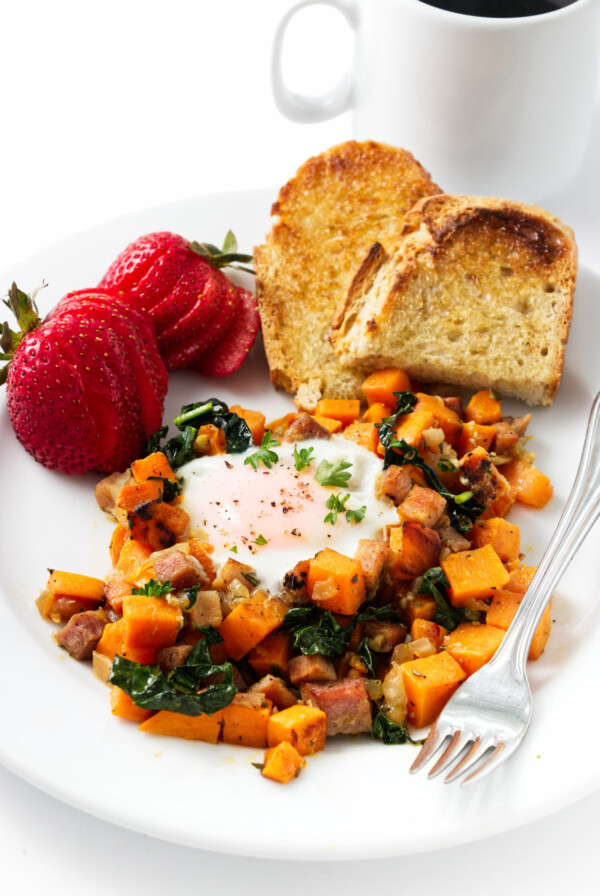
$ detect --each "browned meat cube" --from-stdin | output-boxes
[398,485,447,528]
[247,674,298,709]
[377,465,413,505]
[282,413,331,442]
[387,522,441,581]
[299,678,372,735]
[458,448,510,507]
[187,590,223,628]
[353,539,389,596]
[494,414,532,454]
[156,643,193,672]
[94,469,132,518]
[54,610,107,661]
[288,654,337,684]
[153,550,209,590]
[364,621,406,652]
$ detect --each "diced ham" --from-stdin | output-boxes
[156,643,193,672]
[288,653,337,684]
[187,590,223,628]
[94,469,132,519]
[458,449,510,507]
[299,678,373,735]
[353,539,389,595]
[153,550,209,590]
[438,525,471,554]
[443,396,463,417]
[247,674,298,709]
[54,610,107,661]
[494,414,532,455]
[282,413,331,442]
[364,621,406,652]
[398,485,447,528]
[377,465,413,505]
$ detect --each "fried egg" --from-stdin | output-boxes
[179,436,398,595]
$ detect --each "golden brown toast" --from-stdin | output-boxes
[330,194,577,406]
[254,141,440,407]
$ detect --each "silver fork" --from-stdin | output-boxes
[410,391,600,785]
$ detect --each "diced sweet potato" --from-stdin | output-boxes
[229,404,266,446]
[391,409,436,448]
[464,390,502,425]
[457,420,497,456]
[45,570,105,604]
[362,402,392,424]
[122,595,183,651]
[410,618,447,650]
[506,565,537,594]
[261,741,306,783]
[444,623,505,676]
[310,414,343,434]
[130,451,177,483]
[267,704,328,755]
[401,651,466,728]
[218,592,288,660]
[501,457,554,508]
[387,522,441,582]
[470,517,521,563]
[414,393,462,446]
[116,478,163,515]
[110,686,153,723]
[343,421,379,453]
[441,544,510,606]
[486,589,551,660]
[139,708,224,743]
[307,548,366,615]
[361,368,411,406]
[314,399,361,428]
[247,631,292,679]
[221,693,273,748]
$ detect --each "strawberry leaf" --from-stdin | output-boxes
[189,232,254,273]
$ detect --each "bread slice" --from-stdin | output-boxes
[254,141,440,407]
[330,194,577,406]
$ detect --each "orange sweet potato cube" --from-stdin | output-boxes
[261,741,306,783]
[267,704,327,755]
[343,421,380,453]
[307,548,366,615]
[247,631,292,678]
[457,420,497,456]
[362,402,393,424]
[470,517,521,563]
[314,399,361,428]
[401,651,467,728]
[361,368,411,406]
[414,393,462,446]
[486,589,551,660]
[501,458,554,508]
[441,544,510,606]
[229,405,266,446]
[122,595,183,651]
[387,522,441,582]
[218,592,288,660]
[310,415,343,434]
[139,708,225,743]
[221,693,273,748]
[110,686,153,723]
[464,390,502,425]
[130,451,177,483]
[444,623,505,676]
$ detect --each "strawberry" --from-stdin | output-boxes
[98,231,259,373]
[1,284,168,475]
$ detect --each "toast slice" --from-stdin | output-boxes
[254,141,440,407]
[330,194,577,406]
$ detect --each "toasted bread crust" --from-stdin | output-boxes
[254,141,440,406]
[330,195,577,406]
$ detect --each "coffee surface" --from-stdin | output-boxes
[419,0,576,17]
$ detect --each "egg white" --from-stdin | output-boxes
[179,436,398,596]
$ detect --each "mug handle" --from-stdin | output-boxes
[272,0,358,123]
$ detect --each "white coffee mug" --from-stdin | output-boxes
[272,0,600,200]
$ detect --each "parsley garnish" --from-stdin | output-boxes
[315,459,353,487]
[229,545,238,553]
[324,492,350,524]
[244,431,280,470]
[131,579,173,597]
[293,445,314,471]
[345,505,367,524]
[253,534,268,546]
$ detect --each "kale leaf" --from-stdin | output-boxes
[419,567,477,631]
[108,627,237,716]
[372,710,422,745]
[283,606,353,657]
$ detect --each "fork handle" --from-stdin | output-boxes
[489,391,600,676]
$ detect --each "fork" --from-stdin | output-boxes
[410,391,600,785]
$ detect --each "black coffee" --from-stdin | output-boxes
[419,0,577,17]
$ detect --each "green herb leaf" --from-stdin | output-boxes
[293,445,314,472]
[376,391,418,447]
[253,534,268,546]
[356,604,402,623]
[356,637,377,678]
[131,579,173,597]
[230,545,238,553]
[372,710,422,745]
[175,398,253,454]
[244,431,280,470]
[108,627,237,716]
[148,475,183,503]
[324,492,350,525]
[345,505,367,524]
[189,231,255,274]
[315,459,353,488]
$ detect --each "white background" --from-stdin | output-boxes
[1,1,599,893]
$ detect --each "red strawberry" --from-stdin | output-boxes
[1,284,168,474]
[98,231,259,372]
[196,288,260,377]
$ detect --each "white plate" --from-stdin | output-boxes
[1,189,599,860]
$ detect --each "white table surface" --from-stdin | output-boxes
[1,2,599,893]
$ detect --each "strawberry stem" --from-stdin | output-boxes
[0,282,44,386]
[189,230,254,274]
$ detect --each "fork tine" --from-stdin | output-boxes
[409,718,453,774]
[426,730,470,779]
[443,736,495,783]
[460,741,508,786]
